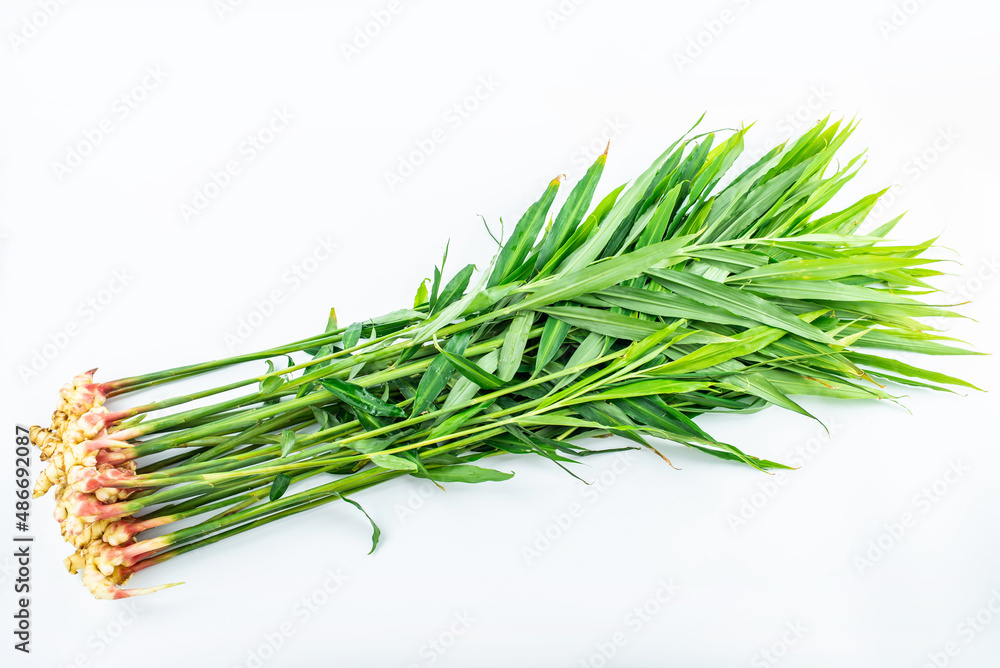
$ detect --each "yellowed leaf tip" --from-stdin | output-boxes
[550,174,566,187]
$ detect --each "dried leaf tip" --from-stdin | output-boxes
[599,140,610,162]
[549,174,566,188]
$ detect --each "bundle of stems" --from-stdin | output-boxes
[30,118,979,599]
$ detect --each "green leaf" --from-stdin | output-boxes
[739,278,931,305]
[552,331,607,391]
[647,268,839,345]
[414,278,430,308]
[260,374,284,395]
[613,319,685,369]
[336,493,381,554]
[311,406,337,430]
[429,240,449,311]
[279,429,296,458]
[370,453,418,471]
[350,433,405,455]
[533,316,572,376]
[709,161,814,243]
[433,263,475,315]
[497,425,588,480]
[803,188,885,235]
[395,378,418,401]
[343,322,363,349]
[727,255,938,283]
[428,400,494,440]
[268,473,291,501]
[410,278,490,348]
[762,369,889,400]
[311,343,333,368]
[412,330,473,416]
[521,236,695,312]
[821,299,960,325]
[688,247,771,273]
[536,150,607,270]
[652,325,787,375]
[516,414,615,430]
[354,409,386,432]
[396,451,444,489]
[636,183,683,250]
[488,177,561,287]
[845,328,983,356]
[845,352,981,390]
[584,379,712,401]
[437,347,506,390]
[540,305,662,341]
[688,445,791,470]
[573,402,649,446]
[536,183,628,278]
[498,310,535,381]
[615,396,708,440]
[870,214,905,238]
[718,372,819,421]
[457,283,519,316]
[441,350,501,411]
[557,137,688,275]
[595,285,758,328]
[320,377,406,418]
[413,464,514,483]
[115,413,146,430]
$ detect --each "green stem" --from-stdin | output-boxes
[103,326,351,395]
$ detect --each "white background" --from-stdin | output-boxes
[1,1,999,666]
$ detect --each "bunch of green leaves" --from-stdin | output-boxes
[88,117,979,567]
